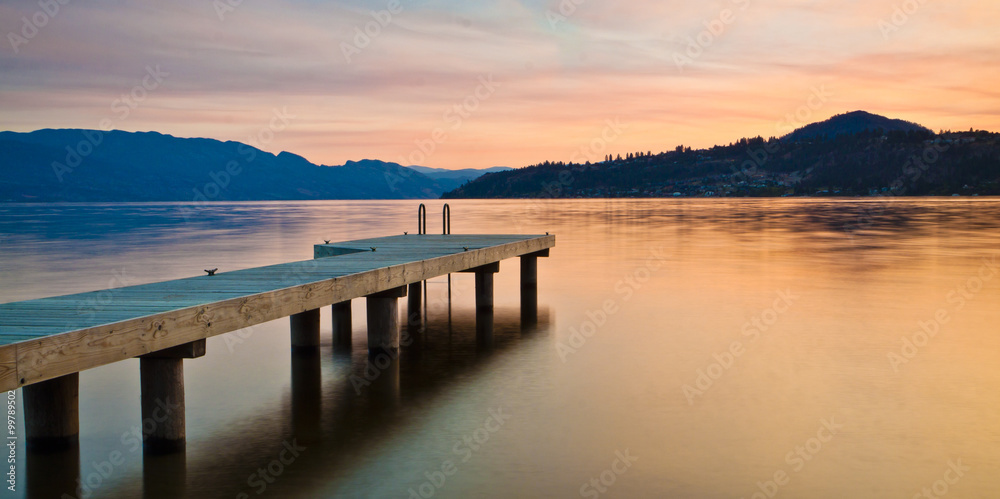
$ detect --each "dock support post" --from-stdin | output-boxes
[23,373,79,452]
[139,358,185,454]
[464,263,500,349]
[290,309,321,352]
[366,287,407,356]
[139,340,205,455]
[332,300,352,352]
[475,268,495,313]
[520,250,549,328]
[407,282,422,328]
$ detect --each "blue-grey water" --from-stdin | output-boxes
[1,199,999,498]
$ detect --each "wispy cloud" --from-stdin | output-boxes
[1,0,997,169]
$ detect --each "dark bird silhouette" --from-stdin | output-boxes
[370,247,377,252]
[205,268,218,276]
[324,240,331,244]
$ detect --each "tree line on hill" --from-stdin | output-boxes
[443,128,1000,199]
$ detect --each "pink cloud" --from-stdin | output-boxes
[1,0,997,169]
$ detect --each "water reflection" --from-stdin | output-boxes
[87,306,549,498]
[5,199,1000,498]
[290,350,322,445]
[26,446,79,498]
[142,452,186,499]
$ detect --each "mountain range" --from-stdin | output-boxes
[406,165,512,191]
[444,111,1000,198]
[0,129,502,202]
[3,112,997,202]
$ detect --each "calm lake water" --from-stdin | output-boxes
[1,198,999,498]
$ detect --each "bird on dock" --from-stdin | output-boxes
[370,247,377,252]
[324,240,331,244]
[463,246,469,251]
[205,268,218,276]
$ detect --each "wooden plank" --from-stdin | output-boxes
[0,327,64,335]
[0,346,14,392]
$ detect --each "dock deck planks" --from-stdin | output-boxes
[0,234,555,390]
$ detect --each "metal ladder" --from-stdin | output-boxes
[417,204,453,324]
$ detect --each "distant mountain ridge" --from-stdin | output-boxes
[783,110,931,141]
[443,112,1000,198]
[0,129,497,202]
[407,165,512,191]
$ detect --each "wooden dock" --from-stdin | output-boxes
[0,233,553,453]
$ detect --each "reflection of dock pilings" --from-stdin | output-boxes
[367,355,401,411]
[26,444,79,499]
[137,305,552,497]
[520,251,545,330]
[331,300,352,354]
[142,451,187,499]
[469,263,499,351]
[291,349,322,444]
[14,233,554,495]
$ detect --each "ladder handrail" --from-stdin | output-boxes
[442,204,451,235]
[417,204,427,234]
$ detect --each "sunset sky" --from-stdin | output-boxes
[1,0,998,170]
